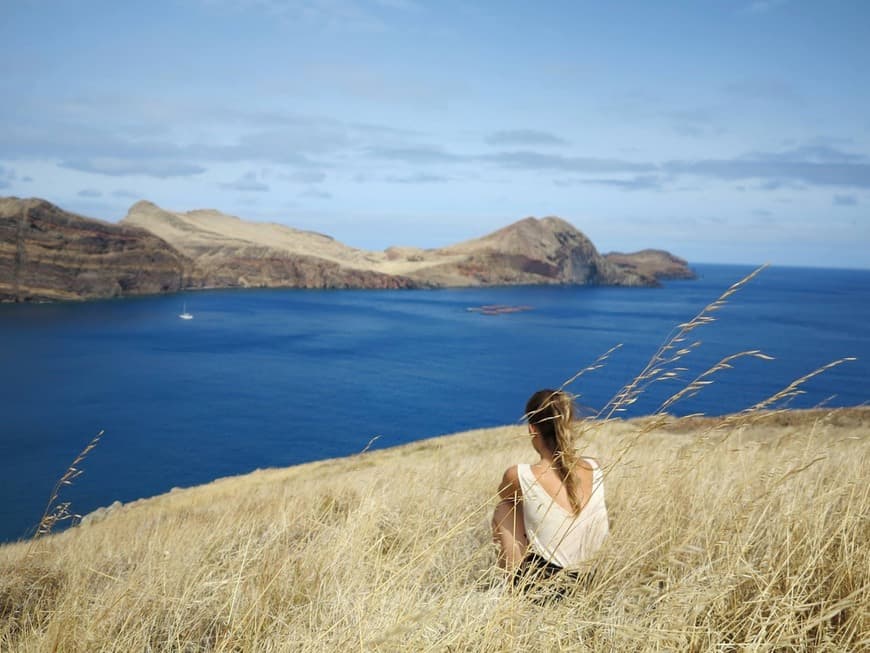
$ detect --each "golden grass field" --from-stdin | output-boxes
[1,407,867,652]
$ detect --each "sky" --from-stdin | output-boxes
[1,0,868,268]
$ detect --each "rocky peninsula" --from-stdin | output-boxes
[1,197,695,302]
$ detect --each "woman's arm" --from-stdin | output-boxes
[498,465,522,504]
[492,465,528,569]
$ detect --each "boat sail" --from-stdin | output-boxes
[179,302,194,320]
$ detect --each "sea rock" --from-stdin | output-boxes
[604,249,697,281]
[0,197,190,302]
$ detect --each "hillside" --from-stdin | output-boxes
[122,201,679,289]
[119,200,419,290]
[418,215,637,286]
[0,198,189,302]
[1,408,866,651]
[0,196,696,301]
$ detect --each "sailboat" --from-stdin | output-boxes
[179,302,194,320]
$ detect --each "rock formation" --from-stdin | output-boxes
[0,198,189,302]
[0,197,695,302]
[418,216,650,286]
[604,249,696,281]
[123,203,691,290]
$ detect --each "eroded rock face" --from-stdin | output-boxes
[0,198,189,302]
[187,251,423,290]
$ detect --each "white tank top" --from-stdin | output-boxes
[517,458,609,569]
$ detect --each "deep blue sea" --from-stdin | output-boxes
[0,264,867,543]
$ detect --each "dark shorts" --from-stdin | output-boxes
[512,551,593,600]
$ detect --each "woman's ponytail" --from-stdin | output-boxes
[525,389,583,514]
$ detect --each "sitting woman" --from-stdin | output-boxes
[492,389,609,585]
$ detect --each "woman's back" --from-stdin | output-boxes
[529,458,595,513]
[517,457,609,569]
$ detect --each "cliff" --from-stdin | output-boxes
[0,197,695,301]
[0,198,190,302]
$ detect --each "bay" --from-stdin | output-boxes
[0,263,867,543]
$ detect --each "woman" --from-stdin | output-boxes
[492,389,609,583]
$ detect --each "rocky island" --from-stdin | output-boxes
[0,197,695,302]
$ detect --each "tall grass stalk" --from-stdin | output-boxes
[29,430,104,545]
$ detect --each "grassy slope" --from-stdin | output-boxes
[1,409,868,651]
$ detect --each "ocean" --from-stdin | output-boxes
[0,263,867,543]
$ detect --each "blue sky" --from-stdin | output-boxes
[1,0,868,268]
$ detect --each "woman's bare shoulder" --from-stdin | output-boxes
[498,465,522,502]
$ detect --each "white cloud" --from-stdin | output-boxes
[744,0,789,14]
[485,130,569,147]
[0,164,15,189]
[60,158,206,178]
[833,194,858,206]
[112,189,141,199]
[198,0,388,31]
[554,175,664,192]
[373,0,418,10]
[300,187,332,199]
[220,171,270,192]
[384,172,448,184]
[279,170,328,184]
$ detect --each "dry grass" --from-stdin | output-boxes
[0,409,867,651]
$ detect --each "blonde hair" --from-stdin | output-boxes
[524,389,583,514]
